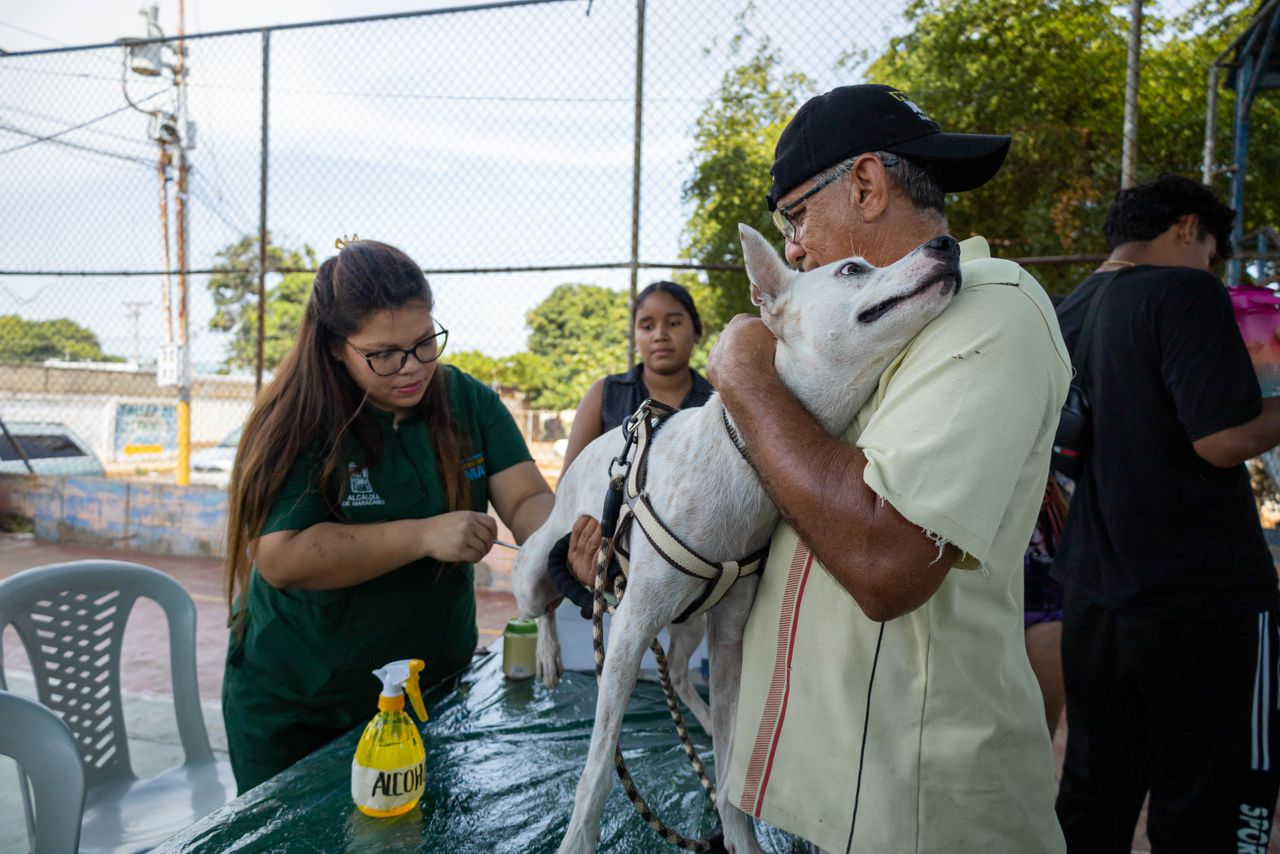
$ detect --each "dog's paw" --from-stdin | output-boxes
[555,826,598,854]
[719,803,765,854]
[537,623,563,690]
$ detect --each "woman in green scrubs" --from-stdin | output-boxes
[221,239,554,792]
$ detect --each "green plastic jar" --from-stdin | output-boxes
[502,618,538,680]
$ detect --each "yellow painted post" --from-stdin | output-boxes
[177,399,190,486]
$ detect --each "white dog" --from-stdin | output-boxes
[513,224,961,854]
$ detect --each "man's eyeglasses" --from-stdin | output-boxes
[347,324,449,376]
[771,154,899,242]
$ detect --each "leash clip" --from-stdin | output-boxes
[610,400,650,481]
[622,399,652,439]
[608,454,632,481]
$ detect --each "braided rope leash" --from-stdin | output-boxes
[591,490,717,852]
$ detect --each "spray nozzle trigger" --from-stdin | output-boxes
[372,659,428,722]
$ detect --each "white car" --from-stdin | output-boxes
[189,426,242,488]
[0,421,106,477]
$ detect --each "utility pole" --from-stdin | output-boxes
[174,0,191,486]
[158,146,173,345]
[124,301,149,365]
[118,3,195,485]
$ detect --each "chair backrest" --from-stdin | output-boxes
[0,560,213,788]
[0,691,86,854]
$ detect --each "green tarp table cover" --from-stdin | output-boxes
[156,650,807,853]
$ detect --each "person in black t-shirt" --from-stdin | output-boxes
[1054,174,1280,852]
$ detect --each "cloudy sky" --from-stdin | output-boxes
[0,1,898,367]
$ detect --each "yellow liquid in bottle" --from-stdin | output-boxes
[351,710,425,818]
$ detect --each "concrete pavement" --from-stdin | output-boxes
[0,533,520,854]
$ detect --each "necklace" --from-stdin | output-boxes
[1100,259,1136,268]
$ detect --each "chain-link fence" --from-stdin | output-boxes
[0,0,1274,484]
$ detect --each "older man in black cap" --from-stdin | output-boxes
[708,84,1069,852]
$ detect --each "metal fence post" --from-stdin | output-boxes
[1122,0,1143,189]
[627,0,646,369]
[1202,63,1219,185]
[256,29,270,392]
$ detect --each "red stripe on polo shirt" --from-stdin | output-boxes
[740,540,814,816]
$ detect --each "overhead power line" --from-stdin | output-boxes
[0,122,154,167]
[0,100,156,150]
[0,90,166,156]
[0,19,71,47]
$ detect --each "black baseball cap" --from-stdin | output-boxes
[766,84,1012,210]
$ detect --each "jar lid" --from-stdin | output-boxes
[505,617,538,635]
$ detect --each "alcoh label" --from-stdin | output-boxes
[351,759,425,816]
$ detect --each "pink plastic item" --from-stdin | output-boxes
[1231,285,1280,397]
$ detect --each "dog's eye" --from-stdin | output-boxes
[839,261,870,277]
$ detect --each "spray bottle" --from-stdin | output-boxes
[351,658,428,818]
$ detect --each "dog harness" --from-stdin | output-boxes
[607,399,769,624]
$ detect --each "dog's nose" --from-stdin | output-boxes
[925,234,960,259]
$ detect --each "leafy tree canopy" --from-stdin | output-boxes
[865,0,1277,292]
[681,41,813,332]
[447,349,549,394]
[208,235,317,372]
[0,314,120,363]
[678,0,1277,299]
[524,283,629,410]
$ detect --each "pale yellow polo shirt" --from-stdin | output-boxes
[727,237,1070,854]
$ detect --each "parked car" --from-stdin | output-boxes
[0,420,106,477]
[189,426,242,488]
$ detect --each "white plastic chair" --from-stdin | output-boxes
[0,691,86,854]
[0,559,235,853]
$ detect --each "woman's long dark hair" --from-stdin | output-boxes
[225,240,468,633]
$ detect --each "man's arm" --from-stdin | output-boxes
[1156,270,1280,469]
[1193,397,1280,468]
[710,316,955,622]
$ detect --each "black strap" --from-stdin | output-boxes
[1072,270,1121,377]
[721,408,751,464]
[547,533,594,619]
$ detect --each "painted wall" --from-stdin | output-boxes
[0,473,514,591]
[0,473,228,558]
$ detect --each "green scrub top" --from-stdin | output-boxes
[222,368,532,792]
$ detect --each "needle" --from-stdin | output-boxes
[493,540,520,551]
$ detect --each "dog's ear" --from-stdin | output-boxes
[739,224,790,308]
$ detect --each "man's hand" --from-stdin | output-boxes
[568,515,601,586]
[707,314,777,393]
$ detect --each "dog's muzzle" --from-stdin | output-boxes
[857,260,960,324]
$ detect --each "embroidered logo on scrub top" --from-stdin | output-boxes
[462,453,486,482]
[342,463,386,507]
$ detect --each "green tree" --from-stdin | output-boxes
[678,3,1277,299]
[681,42,814,332]
[208,235,317,372]
[447,350,550,395]
[864,0,1279,293]
[0,315,119,363]
[446,349,501,384]
[525,283,629,410]
[864,0,1128,293]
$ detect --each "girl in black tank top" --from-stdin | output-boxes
[561,280,712,477]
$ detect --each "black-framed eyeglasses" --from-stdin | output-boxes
[771,154,899,242]
[346,324,449,376]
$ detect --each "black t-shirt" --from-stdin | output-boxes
[1052,265,1278,616]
